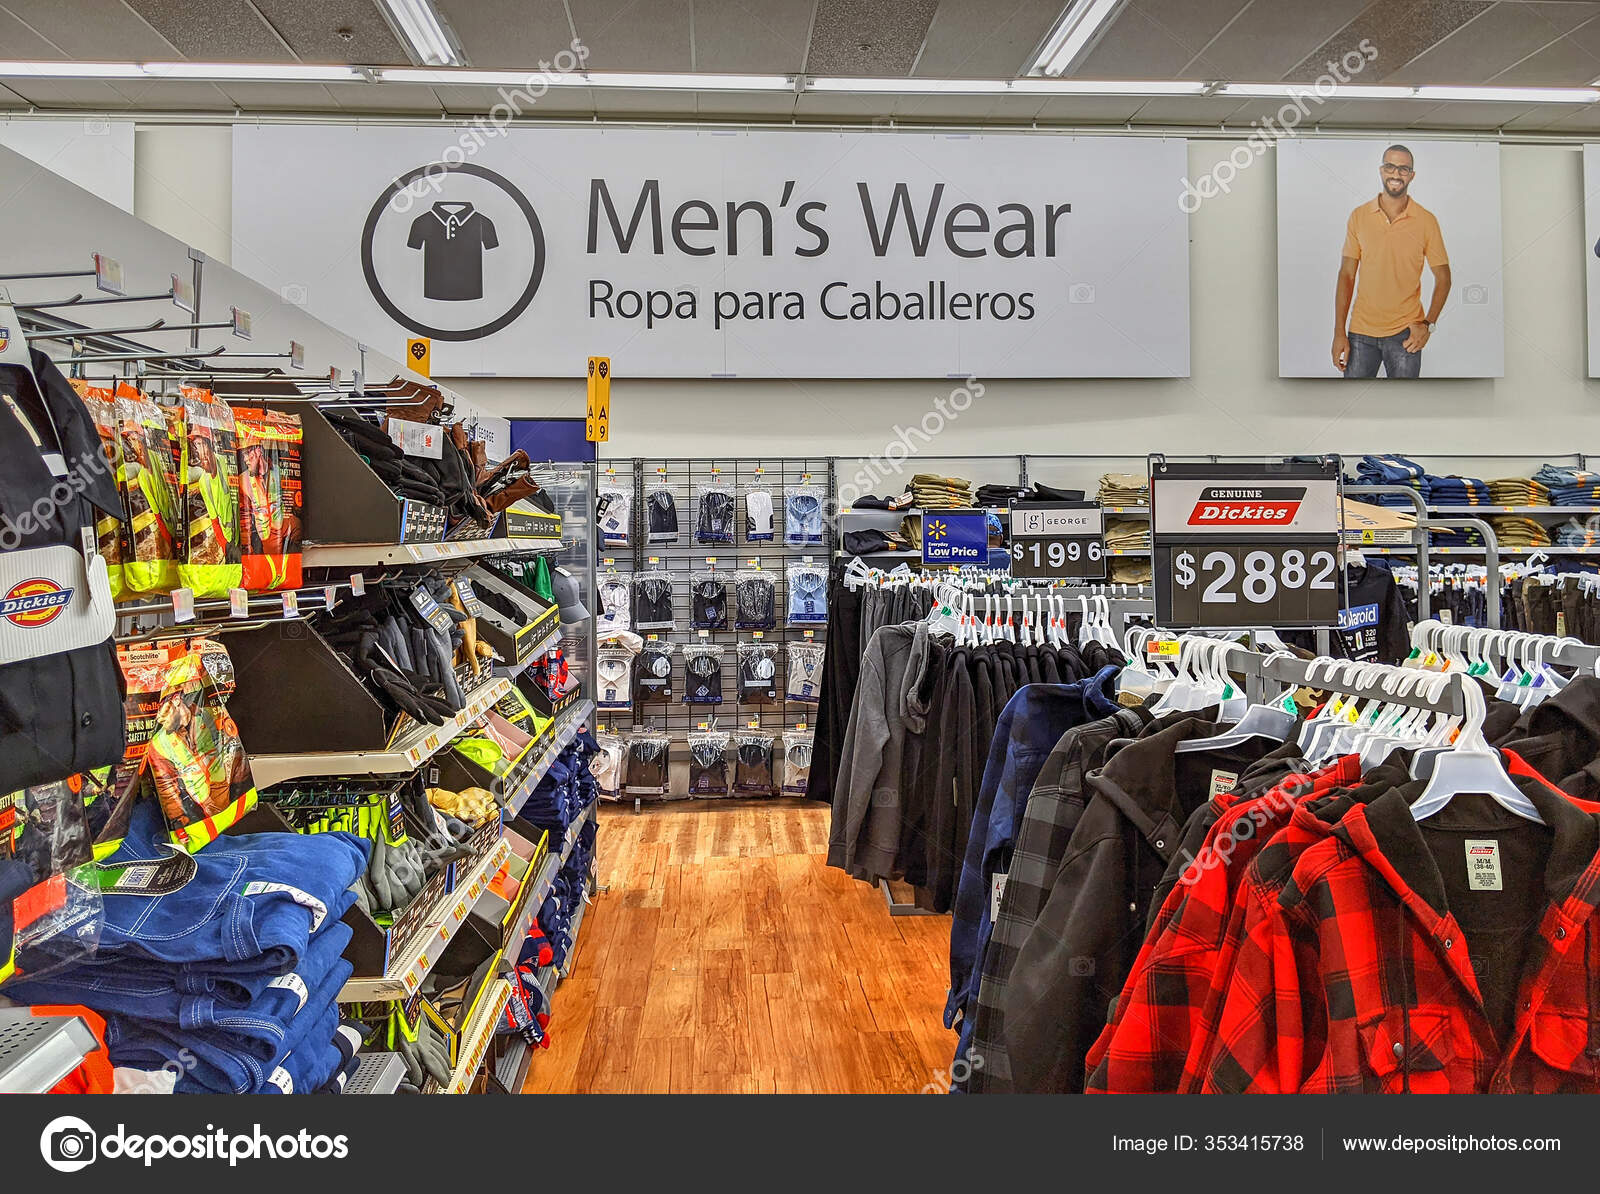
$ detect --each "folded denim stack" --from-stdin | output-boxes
[1429,527,1485,547]
[1534,464,1600,507]
[515,730,599,838]
[6,804,371,1094]
[1423,473,1491,505]
[1488,516,1552,549]
[1097,473,1148,506]
[1355,455,1429,509]
[909,473,974,509]
[1555,516,1600,548]
[1488,477,1553,507]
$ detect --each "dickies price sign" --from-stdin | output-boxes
[1151,460,1343,629]
[1009,501,1106,580]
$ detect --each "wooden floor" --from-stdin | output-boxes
[520,800,956,1094]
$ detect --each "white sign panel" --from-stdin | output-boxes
[1277,137,1503,379]
[1583,145,1600,379]
[232,126,1190,379]
[0,120,135,213]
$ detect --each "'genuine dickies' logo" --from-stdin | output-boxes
[2,578,73,628]
[0,327,10,352]
[1186,486,1306,527]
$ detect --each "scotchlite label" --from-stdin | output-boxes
[243,881,327,931]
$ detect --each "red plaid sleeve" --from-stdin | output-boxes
[1087,774,1332,1093]
[1202,862,1329,1093]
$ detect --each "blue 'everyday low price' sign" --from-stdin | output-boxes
[921,510,988,565]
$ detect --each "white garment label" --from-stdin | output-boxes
[243,881,328,931]
[1439,608,1454,626]
[267,1067,294,1094]
[387,415,443,459]
[1465,839,1502,891]
[268,971,311,1013]
[1208,770,1239,802]
[990,871,1009,923]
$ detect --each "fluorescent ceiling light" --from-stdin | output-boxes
[377,0,466,68]
[380,68,794,90]
[1031,0,1130,77]
[140,62,363,82]
[0,60,144,78]
[1415,84,1598,103]
[807,76,1205,95]
[1219,82,1417,100]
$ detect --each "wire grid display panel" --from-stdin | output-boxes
[596,456,834,800]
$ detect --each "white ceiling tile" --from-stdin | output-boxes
[913,0,1065,77]
[691,0,813,73]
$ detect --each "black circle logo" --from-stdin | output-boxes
[361,162,545,343]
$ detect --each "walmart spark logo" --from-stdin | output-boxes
[927,519,948,540]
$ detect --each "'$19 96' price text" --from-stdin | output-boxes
[1173,547,1337,605]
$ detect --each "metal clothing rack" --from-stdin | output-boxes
[597,455,834,806]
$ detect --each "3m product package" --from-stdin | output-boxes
[234,408,303,592]
[177,390,242,596]
[114,387,180,594]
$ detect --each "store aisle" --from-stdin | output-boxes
[521,803,953,1093]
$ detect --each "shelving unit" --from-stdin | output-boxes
[597,456,833,799]
[438,978,513,1094]
[249,675,512,788]
[0,1011,98,1094]
[302,537,561,569]
[337,836,511,1002]
[346,1051,407,1095]
[504,700,596,817]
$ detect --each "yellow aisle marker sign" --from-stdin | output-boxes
[586,356,611,442]
[407,337,432,378]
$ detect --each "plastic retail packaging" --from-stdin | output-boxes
[733,732,777,795]
[177,389,242,597]
[70,381,127,601]
[743,486,775,542]
[233,408,303,592]
[695,483,736,544]
[114,385,181,594]
[782,730,814,795]
[687,729,732,797]
[737,641,780,704]
[143,644,257,852]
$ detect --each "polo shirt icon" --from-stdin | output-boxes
[407,203,499,301]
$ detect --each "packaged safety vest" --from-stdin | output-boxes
[114,385,180,594]
[144,646,256,852]
[177,390,242,596]
[69,380,128,602]
[233,408,303,592]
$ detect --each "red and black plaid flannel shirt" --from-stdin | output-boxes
[1085,755,1362,1093]
[1204,768,1600,1093]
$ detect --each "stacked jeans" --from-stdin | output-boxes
[1534,464,1600,507]
[5,803,370,1093]
[1556,517,1600,547]
[1425,474,1491,505]
[1355,455,1429,508]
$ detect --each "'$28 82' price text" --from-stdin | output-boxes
[1173,547,1337,604]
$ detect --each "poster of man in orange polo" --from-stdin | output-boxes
[1331,145,1451,378]
[1277,137,1502,379]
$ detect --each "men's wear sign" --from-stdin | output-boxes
[232,126,1190,379]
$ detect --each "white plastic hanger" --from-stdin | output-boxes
[1411,677,1543,823]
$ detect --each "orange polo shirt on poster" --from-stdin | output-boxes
[1342,195,1449,338]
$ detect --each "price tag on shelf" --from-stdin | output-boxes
[281,590,299,618]
[698,629,709,638]
[747,718,760,729]
[803,630,815,639]
[351,572,366,597]
[228,588,249,619]
[748,558,760,569]
[1008,502,1107,581]
[796,721,807,731]
[647,633,659,641]
[1146,640,1180,658]
[603,558,615,566]
[170,587,195,623]
[706,556,716,565]
[649,556,660,565]
[752,631,764,639]
[323,586,339,611]
[1151,460,1341,630]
